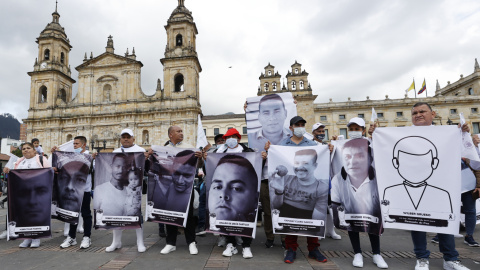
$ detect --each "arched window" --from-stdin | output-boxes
[174,74,184,92]
[264,82,269,91]
[60,52,65,64]
[66,134,72,142]
[39,86,47,103]
[272,82,277,91]
[468,88,474,95]
[294,68,298,74]
[176,34,183,47]
[59,89,67,102]
[291,81,296,90]
[299,80,304,90]
[44,49,50,60]
[142,130,149,145]
[103,84,112,101]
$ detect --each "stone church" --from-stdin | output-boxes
[25,1,201,151]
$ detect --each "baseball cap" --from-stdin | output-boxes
[120,128,134,137]
[312,122,325,132]
[290,116,306,126]
[223,128,241,140]
[347,117,366,128]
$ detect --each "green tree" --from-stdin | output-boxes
[11,148,22,157]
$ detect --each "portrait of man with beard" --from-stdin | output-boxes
[270,149,328,221]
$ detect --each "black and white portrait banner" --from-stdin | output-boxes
[268,145,329,238]
[52,151,92,223]
[205,152,262,238]
[330,138,383,235]
[373,126,461,234]
[7,168,54,240]
[146,146,197,227]
[93,152,144,230]
[245,92,296,151]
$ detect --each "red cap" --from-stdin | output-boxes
[223,128,241,140]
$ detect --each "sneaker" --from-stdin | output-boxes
[352,253,363,267]
[80,237,91,249]
[195,227,206,236]
[60,236,77,248]
[308,248,327,262]
[19,239,32,248]
[160,244,176,254]
[189,242,198,255]
[217,236,227,247]
[284,248,296,264]
[415,258,429,270]
[222,243,238,257]
[326,232,342,240]
[30,239,41,248]
[443,260,470,270]
[265,239,274,248]
[242,247,253,259]
[464,235,479,247]
[372,254,388,269]
[0,230,7,239]
[431,235,439,244]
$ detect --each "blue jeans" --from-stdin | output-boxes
[411,231,458,261]
[197,182,206,229]
[461,191,476,236]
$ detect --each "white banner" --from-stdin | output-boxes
[373,126,461,234]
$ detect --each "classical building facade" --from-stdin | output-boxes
[201,60,480,144]
[24,1,202,152]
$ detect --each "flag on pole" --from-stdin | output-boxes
[405,80,415,93]
[417,79,426,95]
[196,114,208,149]
[371,107,377,123]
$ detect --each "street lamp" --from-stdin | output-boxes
[91,138,107,152]
[446,118,453,125]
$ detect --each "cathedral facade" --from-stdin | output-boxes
[24,1,201,152]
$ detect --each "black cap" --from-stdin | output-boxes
[290,116,306,126]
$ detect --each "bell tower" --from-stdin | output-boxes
[27,2,75,109]
[160,0,202,102]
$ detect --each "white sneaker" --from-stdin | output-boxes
[415,259,429,270]
[0,230,7,239]
[30,239,41,248]
[353,253,363,267]
[222,243,238,257]
[242,247,253,259]
[160,244,176,254]
[373,254,388,269]
[189,242,198,255]
[60,236,77,248]
[326,232,342,240]
[105,243,122,252]
[80,237,91,249]
[19,239,32,248]
[217,236,227,247]
[443,260,470,270]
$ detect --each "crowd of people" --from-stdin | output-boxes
[0,100,479,270]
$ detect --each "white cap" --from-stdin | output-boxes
[120,128,134,137]
[311,122,325,132]
[347,117,365,128]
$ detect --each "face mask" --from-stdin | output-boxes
[315,134,325,141]
[226,138,238,148]
[293,127,306,138]
[349,131,363,139]
[74,147,83,153]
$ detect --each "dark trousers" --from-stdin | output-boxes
[166,192,196,245]
[226,236,252,248]
[285,235,319,251]
[69,191,92,238]
[259,180,274,241]
[197,183,206,229]
[1,196,7,203]
[348,231,380,254]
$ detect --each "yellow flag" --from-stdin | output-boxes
[405,80,415,92]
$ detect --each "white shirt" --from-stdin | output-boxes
[94,181,127,216]
[113,144,146,153]
[331,174,380,216]
[17,157,42,169]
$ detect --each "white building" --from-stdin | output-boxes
[0,138,22,155]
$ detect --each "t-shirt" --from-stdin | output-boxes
[331,174,380,216]
[94,181,127,216]
[282,175,328,211]
[35,146,44,155]
[17,157,42,169]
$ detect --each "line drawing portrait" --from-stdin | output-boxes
[382,136,453,217]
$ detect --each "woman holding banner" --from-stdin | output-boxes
[3,142,52,248]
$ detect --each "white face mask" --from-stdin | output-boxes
[349,131,363,139]
[226,138,238,148]
[293,127,306,138]
[74,146,83,153]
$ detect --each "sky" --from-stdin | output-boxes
[1,0,480,122]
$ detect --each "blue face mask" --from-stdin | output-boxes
[74,147,83,153]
